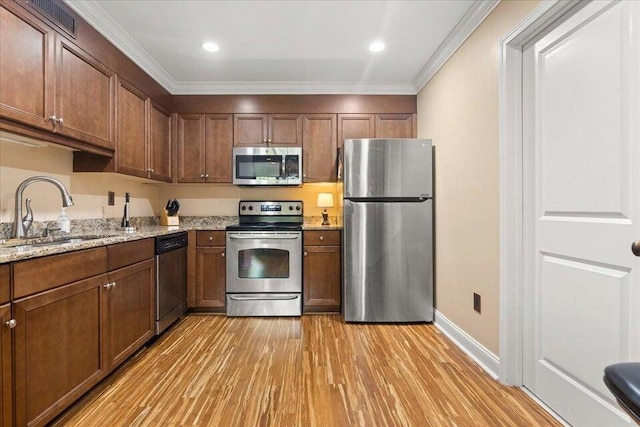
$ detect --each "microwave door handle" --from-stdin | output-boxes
[228,235,300,240]
[281,156,286,178]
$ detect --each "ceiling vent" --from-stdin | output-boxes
[25,0,76,37]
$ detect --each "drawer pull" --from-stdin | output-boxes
[5,319,16,329]
[221,252,225,257]
[319,236,324,241]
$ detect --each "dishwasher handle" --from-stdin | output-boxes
[229,295,299,301]
[228,234,300,240]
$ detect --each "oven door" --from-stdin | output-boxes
[226,231,302,293]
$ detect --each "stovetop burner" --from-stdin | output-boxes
[226,200,303,231]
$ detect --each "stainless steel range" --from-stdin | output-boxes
[226,200,303,316]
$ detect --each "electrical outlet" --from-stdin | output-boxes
[108,191,115,206]
[473,293,481,313]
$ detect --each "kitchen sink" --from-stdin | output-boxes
[0,235,110,249]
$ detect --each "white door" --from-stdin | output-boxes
[523,1,640,426]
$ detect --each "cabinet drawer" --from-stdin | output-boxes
[0,264,9,305]
[196,231,226,247]
[108,238,154,271]
[304,230,341,246]
[13,247,107,298]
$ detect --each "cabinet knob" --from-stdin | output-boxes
[150,168,154,173]
[200,174,205,178]
[112,282,117,288]
[262,139,267,144]
[267,139,272,143]
[205,174,209,179]
[103,283,111,289]
[303,173,307,178]
[221,252,225,257]
[57,117,64,124]
[304,251,308,257]
[5,319,16,329]
[319,236,324,241]
[208,236,213,241]
[49,115,58,123]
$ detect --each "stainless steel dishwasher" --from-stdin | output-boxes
[155,232,188,335]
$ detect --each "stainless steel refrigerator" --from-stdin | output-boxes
[342,138,433,323]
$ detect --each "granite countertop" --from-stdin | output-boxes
[0,217,341,263]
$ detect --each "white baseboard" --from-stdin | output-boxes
[434,310,500,380]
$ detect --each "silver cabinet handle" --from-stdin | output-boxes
[5,319,17,329]
[262,139,267,144]
[319,236,324,241]
[57,117,64,124]
[205,174,209,178]
[267,139,272,143]
[200,174,205,178]
[103,283,111,289]
[221,252,225,257]
[150,168,154,173]
[112,282,117,288]
[304,251,308,256]
[208,236,213,241]
[49,115,58,123]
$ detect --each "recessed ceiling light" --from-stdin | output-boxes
[202,42,219,52]
[369,41,385,53]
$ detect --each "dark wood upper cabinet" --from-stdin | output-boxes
[149,101,172,182]
[337,114,374,146]
[269,114,302,146]
[115,77,148,178]
[0,5,54,131]
[204,114,233,183]
[302,114,337,182]
[176,114,206,183]
[177,113,233,183]
[234,114,301,146]
[55,39,115,150]
[375,113,416,138]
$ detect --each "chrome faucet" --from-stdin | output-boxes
[12,176,74,238]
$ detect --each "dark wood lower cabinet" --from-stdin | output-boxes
[0,303,12,427]
[13,275,108,427]
[196,246,226,311]
[105,259,155,370]
[303,231,342,313]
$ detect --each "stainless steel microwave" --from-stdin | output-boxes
[232,147,302,186]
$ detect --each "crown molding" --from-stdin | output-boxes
[64,0,177,92]
[171,81,417,95]
[66,0,495,96]
[412,0,500,93]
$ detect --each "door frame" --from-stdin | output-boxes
[498,0,584,386]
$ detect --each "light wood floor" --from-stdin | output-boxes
[52,315,560,426]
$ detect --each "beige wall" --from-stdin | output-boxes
[0,137,340,225]
[417,0,540,354]
[0,140,160,224]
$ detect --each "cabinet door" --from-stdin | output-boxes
[302,114,337,182]
[176,114,205,182]
[115,78,148,178]
[0,5,54,130]
[205,114,233,182]
[269,114,302,146]
[0,303,12,427]
[105,259,155,371]
[149,101,172,182]
[55,39,115,150]
[375,113,415,138]
[303,245,341,312]
[196,247,226,311]
[14,275,107,427]
[337,114,374,147]
[234,114,268,146]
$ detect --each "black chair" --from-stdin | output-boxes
[604,363,640,424]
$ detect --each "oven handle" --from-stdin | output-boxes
[228,235,300,240]
[229,295,298,301]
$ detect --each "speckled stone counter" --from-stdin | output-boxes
[0,215,341,263]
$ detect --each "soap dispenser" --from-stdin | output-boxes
[56,207,71,233]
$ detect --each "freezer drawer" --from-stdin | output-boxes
[343,199,433,322]
[226,293,302,317]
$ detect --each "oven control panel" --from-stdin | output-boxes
[239,200,303,216]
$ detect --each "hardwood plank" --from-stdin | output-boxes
[52,315,560,427]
